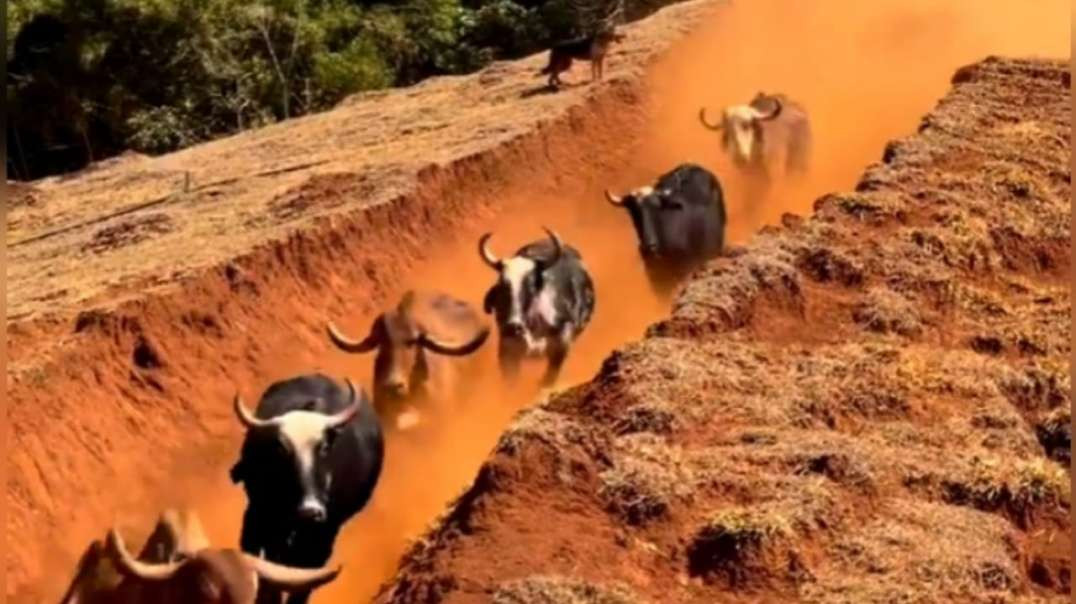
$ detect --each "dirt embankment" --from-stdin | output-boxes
[375,58,1072,603]
[6,0,1071,602]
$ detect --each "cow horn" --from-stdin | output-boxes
[478,233,502,270]
[698,107,723,130]
[234,393,274,430]
[326,320,380,354]
[106,528,184,582]
[326,378,362,429]
[541,227,563,268]
[604,189,625,206]
[416,326,490,357]
[755,97,782,122]
[246,554,342,590]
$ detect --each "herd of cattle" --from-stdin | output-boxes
[58,91,811,603]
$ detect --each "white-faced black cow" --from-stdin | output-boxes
[478,227,595,386]
[229,374,383,604]
[698,92,811,179]
[59,509,341,604]
[605,163,727,294]
[326,290,490,430]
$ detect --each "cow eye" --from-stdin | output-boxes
[322,429,338,450]
[662,198,684,210]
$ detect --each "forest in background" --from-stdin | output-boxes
[7,0,674,181]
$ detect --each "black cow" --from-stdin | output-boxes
[229,374,383,604]
[605,163,727,294]
[478,227,595,387]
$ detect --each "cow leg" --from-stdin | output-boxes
[787,136,810,175]
[498,337,525,381]
[540,328,572,387]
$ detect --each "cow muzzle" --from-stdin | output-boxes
[503,321,526,338]
[384,376,409,398]
[298,499,328,523]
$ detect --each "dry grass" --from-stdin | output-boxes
[492,576,647,604]
[852,286,924,336]
[598,435,695,525]
[929,455,1070,527]
[1035,406,1071,464]
[807,499,1026,603]
[686,480,836,586]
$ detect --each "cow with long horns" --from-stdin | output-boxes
[326,290,490,430]
[478,227,595,386]
[229,374,383,604]
[605,163,727,294]
[59,509,341,604]
[698,92,811,178]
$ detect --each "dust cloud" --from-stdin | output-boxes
[181,1,1068,602]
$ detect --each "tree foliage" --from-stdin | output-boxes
[7,0,666,180]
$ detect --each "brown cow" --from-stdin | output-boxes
[58,509,340,604]
[698,91,812,179]
[326,289,489,430]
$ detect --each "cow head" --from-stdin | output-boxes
[231,379,362,524]
[60,509,209,604]
[102,527,341,603]
[604,185,684,258]
[326,293,489,400]
[478,227,563,340]
[698,97,783,165]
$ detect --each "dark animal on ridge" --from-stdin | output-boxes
[538,26,626,89]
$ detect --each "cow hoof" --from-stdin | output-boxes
[396,410,421,431]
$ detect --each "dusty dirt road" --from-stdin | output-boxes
[6,0,1069,601]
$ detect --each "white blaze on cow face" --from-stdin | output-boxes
[501,255,535,326]
[723,105,763,163]
[275,410,339,521]
[499,256,557,354]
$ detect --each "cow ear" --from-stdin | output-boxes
[483,286,497,314]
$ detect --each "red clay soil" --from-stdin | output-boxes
[6,1,1071,602]
[373,59,1072,604]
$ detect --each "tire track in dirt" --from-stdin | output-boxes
[8,1,1069,602]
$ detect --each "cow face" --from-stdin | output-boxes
[698,98,783,165]
[98,526,340,604]
[478,228,563,347]
[231,380,362,524]
[604,185,685,258]
[326,294,489,401]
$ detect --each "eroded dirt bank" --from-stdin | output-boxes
[6,0,1070,601]
[376,57,1072,603]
